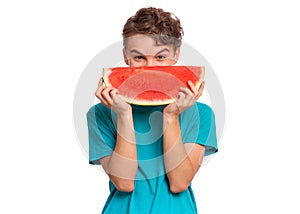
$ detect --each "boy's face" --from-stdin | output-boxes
[123,34,180,67]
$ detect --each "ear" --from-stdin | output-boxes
[123,48,129,65]
[172,48,180,65]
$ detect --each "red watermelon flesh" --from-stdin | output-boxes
[103,66,205,106]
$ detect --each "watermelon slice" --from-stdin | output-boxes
[103,66,205,106]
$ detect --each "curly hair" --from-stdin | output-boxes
[122,7,184,49]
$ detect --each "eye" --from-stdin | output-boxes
[156,55,166,61]
[133,55,145,60]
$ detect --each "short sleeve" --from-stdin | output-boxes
[86,104,116,164]
[181,102,218,156]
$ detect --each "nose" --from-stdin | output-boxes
[144,58,153,66]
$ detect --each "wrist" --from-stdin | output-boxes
[163,108,179,118]
[115,105,132,117]
[117,106,133,122]
[163,111,179,123]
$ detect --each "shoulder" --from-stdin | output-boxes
[195,102,215,117]
[183,102,214,117]
[181,102,215,123]
[87,103,110,115]
[196,102,213,112]
[86,103,113,121]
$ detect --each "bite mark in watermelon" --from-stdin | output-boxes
[103,66,205,106]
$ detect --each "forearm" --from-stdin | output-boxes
[106,110,138,190]
[163,115,196,193]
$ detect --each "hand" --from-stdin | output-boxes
[164,81,205,117]
[95,78,131,115]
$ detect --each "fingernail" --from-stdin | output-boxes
[99,78,104,85]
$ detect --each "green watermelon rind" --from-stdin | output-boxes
[102,66,205,106]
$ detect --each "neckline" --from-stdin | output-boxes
[131,104,166,112]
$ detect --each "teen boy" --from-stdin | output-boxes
[87,7,218,214]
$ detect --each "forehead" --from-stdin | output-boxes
[124,34,174,55]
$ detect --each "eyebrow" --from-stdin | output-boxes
[130,48,170,56]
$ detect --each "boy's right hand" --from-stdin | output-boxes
[95,78,131,115]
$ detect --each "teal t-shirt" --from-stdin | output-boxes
[87,102,218,214]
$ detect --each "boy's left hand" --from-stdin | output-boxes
[164,81,205,117]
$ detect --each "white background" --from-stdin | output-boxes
[1,0,299,213]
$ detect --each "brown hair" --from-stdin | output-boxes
[122,7,184,49]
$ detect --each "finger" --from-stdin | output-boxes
[95,79,112,106]
[100,97,109,106]
[110,89,120,103]
[102,87,114,105]
[95,87,109,106]
[198,81,205,92]
[95,78,105,98]
[179,87,194,104]
[176,90,186,105]
[180,87,193,97]
[98,77,104,87]
[110,88,118,97]
[188,80,198,95]
[194,81,205,100]
[95,85,105,100]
